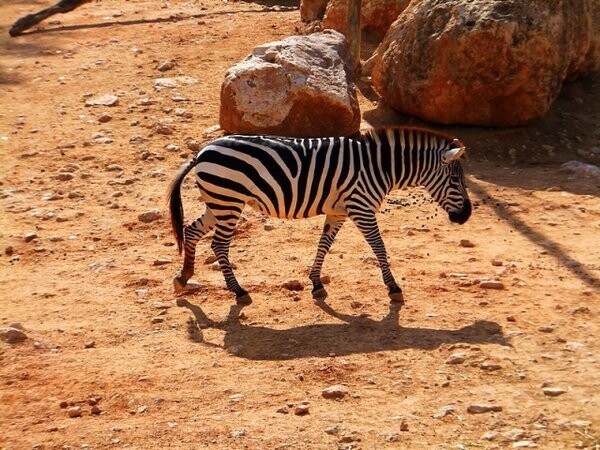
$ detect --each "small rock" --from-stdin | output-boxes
[154,124,174,135]
[538,325,554,333]
[491,259,503,266]
[322,384,349,400]
[55,173,74,181]
[320,275,331,284]
[282,279,304,291]
[84,341,95,349]
[90,405,101,415]
[106,164,123,172]
[24,232,38,243]
[467,404,502,414]
[153,258,172,266]
[98,114,112,123]
[5,246,14,256]
[1,327,28,344]
[433,405,456,418]
[294,404,310,415]
[151,316,164,324]
[138,209,161,223]
[324,425,339,435]
[263,223,275,231]
[480,362,502,371]
[481,431,498,441]
[165,144,180,152]
[459,239,475,248]
[229,429,246,438]
[543,387,567,397]
[445,353,466,364]
[503,428,527,442]
[67,406,82,418]
[382,432,400,442]
[276,406,289,414]
[480,280,505,290]
[507,315,517,322]
[85,94,119,107]
[157,60,175,72]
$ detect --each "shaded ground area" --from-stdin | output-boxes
[1,1,599,449]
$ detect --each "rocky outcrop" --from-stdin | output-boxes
[323,0,411,39]
[220,30,360,137]
[371,0,600,127]
[300,0,329,21]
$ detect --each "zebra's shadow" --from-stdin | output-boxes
[177,298,510,360]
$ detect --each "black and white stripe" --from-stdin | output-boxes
[168,126,471,304]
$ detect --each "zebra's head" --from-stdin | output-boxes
[423,140,471,225]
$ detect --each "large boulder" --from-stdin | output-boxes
[372,0,600,127]
[220,30,360,137]
[323,0,412,39]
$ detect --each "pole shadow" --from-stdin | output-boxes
[176,298,510,360]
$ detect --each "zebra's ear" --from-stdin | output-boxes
[442,147,466,163]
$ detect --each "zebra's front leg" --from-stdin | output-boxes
[349,211,404,303]
[309,215,346,299]
[210,209,251,305]
[174,210,216,293]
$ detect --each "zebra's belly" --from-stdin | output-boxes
[246,197,346,219]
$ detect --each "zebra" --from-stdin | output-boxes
[168,126,471,305]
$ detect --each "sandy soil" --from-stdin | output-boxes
[1,1,599,449]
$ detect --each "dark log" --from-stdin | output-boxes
[9,0,92,37]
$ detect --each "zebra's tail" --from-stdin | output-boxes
[168,158,197,255]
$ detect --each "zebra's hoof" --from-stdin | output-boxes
[236,293,252,305]
[173,276,186,293]
[312,287,328,300]
[388,286,404,303]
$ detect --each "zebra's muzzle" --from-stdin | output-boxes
[448,198,472,225]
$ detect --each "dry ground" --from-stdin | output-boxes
[1,1,599,449]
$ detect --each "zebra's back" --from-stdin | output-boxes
[194,135,361,219]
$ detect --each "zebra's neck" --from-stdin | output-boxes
[360,127,451,193]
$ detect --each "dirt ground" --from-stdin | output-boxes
[1,1,599,449]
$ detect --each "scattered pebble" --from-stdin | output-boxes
[491,259,503,266]
[157,60,175,72]
[467,404,502,414]
[503,428,527,442]
[84,341,95,349]
[282,279,304,291]
[90,405,101,415]
[322,385,349,400]
[67,406,82,418]
[481,431,498,441]
[138,209,162,223]
[98,114,112,123]
[276,406,289,414]
[153,258,172,266]
[433,405,455,418]
[538,325,554,333]
[445,353,466,365]
[480,280,505,290]
[85,94,119,107]
[294,403,310,416]
[459,239,475,248]
[24,232,37,243]
[543,387,567,397]
[1,327,28,344]
[480,361,502,371]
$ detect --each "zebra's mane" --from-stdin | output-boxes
[360,126,466,153]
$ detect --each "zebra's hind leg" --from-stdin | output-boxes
[309,215,346,299]
[348,210,404,304]
[174,209,216,293]
[209,204,251,304]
